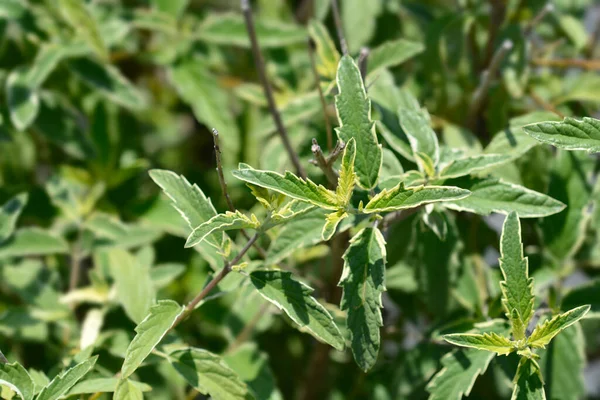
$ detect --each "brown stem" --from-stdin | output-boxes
[326,140,346,165]
[531,58,600,71]
[468,40,513,130]
[226,302,271,353]
[330,0,348,55]
[311,138,338,186]
[308,39,333,151]
[529,89,566,118]
[241,0,306,178]
[171,233,259,330]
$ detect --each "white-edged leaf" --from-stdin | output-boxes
[335,137,357,206]
[367,39,424,77]
[120,300,184,379]
[398,107,439,176]
[249,270,344,350]
[232,164,338,210]
[512,358,546,400]
[443,333,514,355]
[523,116,600,153]
[335,55,382,189]
[170,348,248,400]
[0,362,34,400]
[498,212,534,340]
[527,305,590,349]
[0,193,28,245]
[442,177,566,218]
[149,169,221,247]
[185,211,259,248]
[6,69,39,131]
[363,183,470,214]
[37,356,97,400]
[321,210,348,241]
[339,227,386,371]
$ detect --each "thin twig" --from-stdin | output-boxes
[171,233,259,330]
[529,89,566,118]
[531,58,600,71]
[523,3,554,37]
[0,349,7,364]
[308,39,333,152]
[241,0,306,178]
[326,140,345,165]
[226,302,271,353]
[311,139,338,186]
[68,226,84,291]
[468,40,513,129]
[330,0,348,55]
[358,47,370,83]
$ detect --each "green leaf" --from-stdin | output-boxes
[151,0,188,18]
[398,108,439,176]
[540,151,593,260]
[512,358,546,400]
[0,228,69,259]
[308,19,340,81]
[0,362,34,400]
[168,60,239,162]
[363,183,470,214]
[121,300,184,380]
[68,58,147,111]
[335,137,357,206]
[335,55,382,189]
[339,227,386,371]
[539,323,585,400]
[322,210,348,241]
[198,13,306,48]
[498,212,534,340]
[249,270,344,350]
[523,117,600,153]
[255,92,324,137]
[367,39,424,77]
[443,333,514,355]
[0,193,27,245]
[37,356,97,400]
[169,348,248,400]
[185,211,259,248]
[427,349,495,400]
[438,154,512,179]
[114,379,143,400]
[6,68,39,131]
[58,0,106,59]
[232,164,338,210]
[107,249,156,324]
[68,378,151,396]
[527,305,590,349]
[223,344,281,400]
[341,0,382,53]
[442,178,566,218]
[149,169,221,248]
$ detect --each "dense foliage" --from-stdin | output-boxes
[1,0,599,399]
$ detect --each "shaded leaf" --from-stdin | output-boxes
[58,0,106,58]
[0,193,28,245]
[339,227,386,371]
[6,68,39,131]
[512,358,545,400]
[170,348,248,400]
[398,108,439,176]
[249,270,344,350]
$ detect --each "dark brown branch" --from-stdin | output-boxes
[241,0,306,178]
[171,233,259,330]
[531,58,600,71]
[308,39,333,151]
[330,0,348,55]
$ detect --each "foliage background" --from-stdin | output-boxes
[0,0,599,399]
